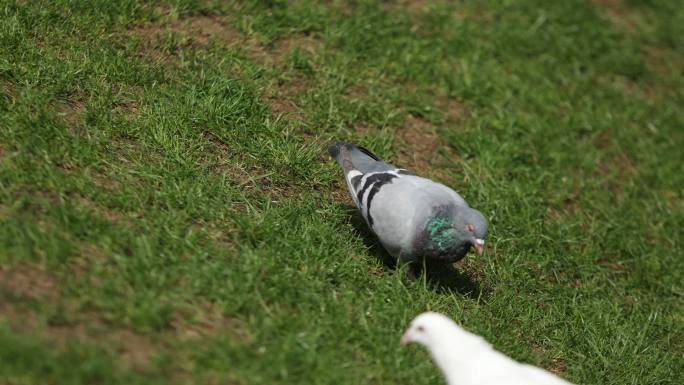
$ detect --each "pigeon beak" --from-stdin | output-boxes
[473,238,485,255]
[400,331,412,345]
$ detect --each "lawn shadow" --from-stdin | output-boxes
[342,204,485,299]
[423,263,485,299]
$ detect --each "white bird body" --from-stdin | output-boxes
[402,312,575,385]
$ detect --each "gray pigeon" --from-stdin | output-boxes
[328,142,487,266]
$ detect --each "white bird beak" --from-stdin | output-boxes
[400,331,412,345]
[473,238,485,255]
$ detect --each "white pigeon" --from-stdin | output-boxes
[328,142,487,267]
[401,312,575,385]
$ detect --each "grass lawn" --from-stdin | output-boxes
[1,0,683,384]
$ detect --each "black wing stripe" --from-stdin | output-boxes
[356,145,381,161]
[356,173,392,205]
[362,173,398,227]
[355,175,374,205]
[351,174,362,189]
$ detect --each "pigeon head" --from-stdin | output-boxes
[453,206,488,256]
[421,206,488,261]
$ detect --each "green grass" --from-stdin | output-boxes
[1,0,683,384]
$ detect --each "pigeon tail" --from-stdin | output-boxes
[327,142,392,174]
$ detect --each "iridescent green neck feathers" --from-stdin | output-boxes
[424,215,459,254]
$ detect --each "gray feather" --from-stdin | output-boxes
[328,142,488,264]
[328,142,395,174]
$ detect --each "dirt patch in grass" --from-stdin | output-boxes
[266,34,320,68]
[264,76,310,117]
[126,14,265,63]
[172,301,250,342]
[591,0,641,33]
[110,84,142,120]
[56,98,86,127]
[201,129,263,183]
[88,169,123,192]
[259,34,321,118]
[113,330,155,370]
[643,45,682,77]
[592,133,638,194]
[0,263,60,302]
[662,190,683,210]
[598,256,628,273]
[344,82,367,100]
[0,263,59,331]
[126,14,321,120]
[383,0,430,14]
[73,194,124,223]
[2,80,15,99]
[529,338,568,375]
[545,200,581,226]
[394,113,440,170]
[441,97,466,123]
[544,176,584,225]
[457,257,486,283]
[0,270,246,373]
[42,310,156,371]
[546,355,567,376]
[393,109,464,182]
[597,74,658,100]
[594,153,638,194]
[0,263,154,371]
[200,130,299,200]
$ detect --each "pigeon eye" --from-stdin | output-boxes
[466,224,474,232]
[416,325,425,332]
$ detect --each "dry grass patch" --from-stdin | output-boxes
[126,14,264,63]
[0,263,246,373]
[264,76,309,117]
[393,103,464,182]
[87,168,123,192]
[56,98,86,127]
[457,257,486,283]
[594,153,638,194]
[591,0,642,33]
[0,263,59,331]
[2,80,15,99]
[126,14,322,119]
[172,301,250,343]
[596,74,659,100]
[383,0,431,14]
[199,130,298,199]
[268,34,320,67]
[662,190,683,210]
[73,194,125,223]
[592,132,638,194]
[0,263,60,302]
[394,113,441,171]
[260,34,322,118]
[48,314,159,372]
[643,45,682,77]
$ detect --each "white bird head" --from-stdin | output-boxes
[400,312,491,385]
[400,311,463,347]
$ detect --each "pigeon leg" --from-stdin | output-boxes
[400,258,423,280]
